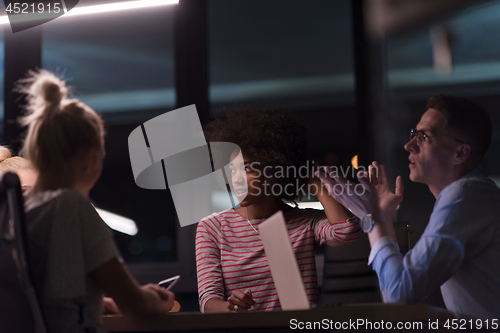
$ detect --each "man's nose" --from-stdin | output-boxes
[404,137,418,153]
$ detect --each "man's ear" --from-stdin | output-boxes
[455,143,471,166]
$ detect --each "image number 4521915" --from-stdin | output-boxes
[7,2,63,14]
[4,0,79,33]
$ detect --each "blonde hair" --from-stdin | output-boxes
[0,146,12,162]
[17,70,104,190]
[0,146,33,174]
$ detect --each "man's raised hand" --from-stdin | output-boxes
[369,162,404,220]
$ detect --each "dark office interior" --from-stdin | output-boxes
[2,0,500,324]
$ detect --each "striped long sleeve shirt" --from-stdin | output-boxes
[196,207,360,312]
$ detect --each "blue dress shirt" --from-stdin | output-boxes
[369,172,500,319]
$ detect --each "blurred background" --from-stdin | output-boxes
[1,0,499,311]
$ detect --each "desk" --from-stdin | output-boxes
[103,303,451,332]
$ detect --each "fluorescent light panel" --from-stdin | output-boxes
[95,207,139,236]
[0,0,178,25]
[65,0,178,16]
[287,201,324,210]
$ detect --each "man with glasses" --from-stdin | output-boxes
[317,94,500,320]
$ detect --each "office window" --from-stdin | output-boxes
[208,0,355,113]
[386,0,500,97]
[42,6,176,121]
[0,28,4,140]
[41,6,178,263]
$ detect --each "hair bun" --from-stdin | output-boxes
[42,80,65,105]
[33,71,67,105]
[23,70,68,105]
[17,70,70,126]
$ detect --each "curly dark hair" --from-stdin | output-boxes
[204,106,308,202]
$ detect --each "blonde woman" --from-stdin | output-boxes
[1,70,175,333]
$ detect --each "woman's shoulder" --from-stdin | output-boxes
[199,207,238,224]
[198,207,248,229]
[25,189,90,212]
[24,189,100,241]
[197,208,233,238]
[286,206,326,219]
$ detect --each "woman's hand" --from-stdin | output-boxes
[102,297,121,314]
[227,290,256,312]
[315,162,403,221]
[143,283,175,313]
[316,166,379,219]
[91,258,177,316]
[307,160,323,192]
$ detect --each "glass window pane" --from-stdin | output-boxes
[0,28,4,139]
[208,0,354,112]
[386,0,500,94]
[41,6,177,263]
[42,6,175,116]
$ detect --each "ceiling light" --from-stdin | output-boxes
[64,0,178,17]
[95,207,139,236]
[0,0,178,25]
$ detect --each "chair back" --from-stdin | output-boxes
[393,221,413,255]
[2,173,47,333]
[320,221,413,305]
[320,232,381,304]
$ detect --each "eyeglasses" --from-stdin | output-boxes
[409,129,465,146]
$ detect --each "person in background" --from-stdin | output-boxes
[0,146,37,192]
[196,107,361,313]
[0,70,175,333]
[317,95,500,319]
[0,145,134,316]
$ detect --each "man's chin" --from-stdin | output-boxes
[408,171,421,183]
[409,173,429,185]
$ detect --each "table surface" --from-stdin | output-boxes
[103,303,452,332]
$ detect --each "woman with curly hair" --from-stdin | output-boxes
[196,107,361,313]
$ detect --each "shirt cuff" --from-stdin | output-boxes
[368,236,399,265]
[200,295,224,313]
